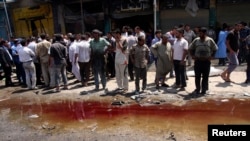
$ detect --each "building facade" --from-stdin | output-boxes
[1,0,250,39]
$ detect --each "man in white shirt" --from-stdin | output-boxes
[172,28,188,90]
[18,40,37,90]
[28,37,43,85]
[75,34,91,87]
[114,30,129,93]
[121,25,129,37]
[68,35,81,82]
[126,28,137,81]
[135,26,146,39]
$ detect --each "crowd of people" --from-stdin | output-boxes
[0,21,250,95]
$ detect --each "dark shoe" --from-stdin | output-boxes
[200,91,206,95]
[36,82,44,85]
[135,91,140,95]
[83,82,88,86]
[169,75,175,78]
[192,89,200,94]
[74,80,80,84]
[62,86,69,90]
[9,82,14,86]
[5,84,14,87]
[245,80,250,84]
[44,86,55,90]
[21,84,27,88]
[161,83,169,87]
[178,87,185,91]
[94,87,99,91]
[173,85,181,89]
[156,84,159,89]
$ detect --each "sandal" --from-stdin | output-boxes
[220,74,226,80]
[224,79,231,82]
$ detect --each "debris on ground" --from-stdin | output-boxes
[42,122,56,131]
[28,114,39,118]
[166,132,176,141]
[111,101,125,106]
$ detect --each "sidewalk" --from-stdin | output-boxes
[1,63,250,105]
[53,64,250,106]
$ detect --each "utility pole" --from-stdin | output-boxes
[80,0,84,33]
[153,0,157,32]
[3,0,12,39]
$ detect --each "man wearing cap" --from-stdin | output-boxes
[151,34,173,90]
[90,29,111,91]
[189,27,218,95]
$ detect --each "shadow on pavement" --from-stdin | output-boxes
[42,90,58,95]
[179,93,206,100]
[12,89,30,94]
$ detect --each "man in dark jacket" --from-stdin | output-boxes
[0,40,14,86]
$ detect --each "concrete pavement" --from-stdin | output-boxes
[47,61,250,106]
[1,61,250,106]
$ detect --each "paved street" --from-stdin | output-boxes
[0,61,250,141]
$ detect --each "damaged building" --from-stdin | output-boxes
[0,0,249,39]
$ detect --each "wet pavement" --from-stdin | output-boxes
[0,63,250,141]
